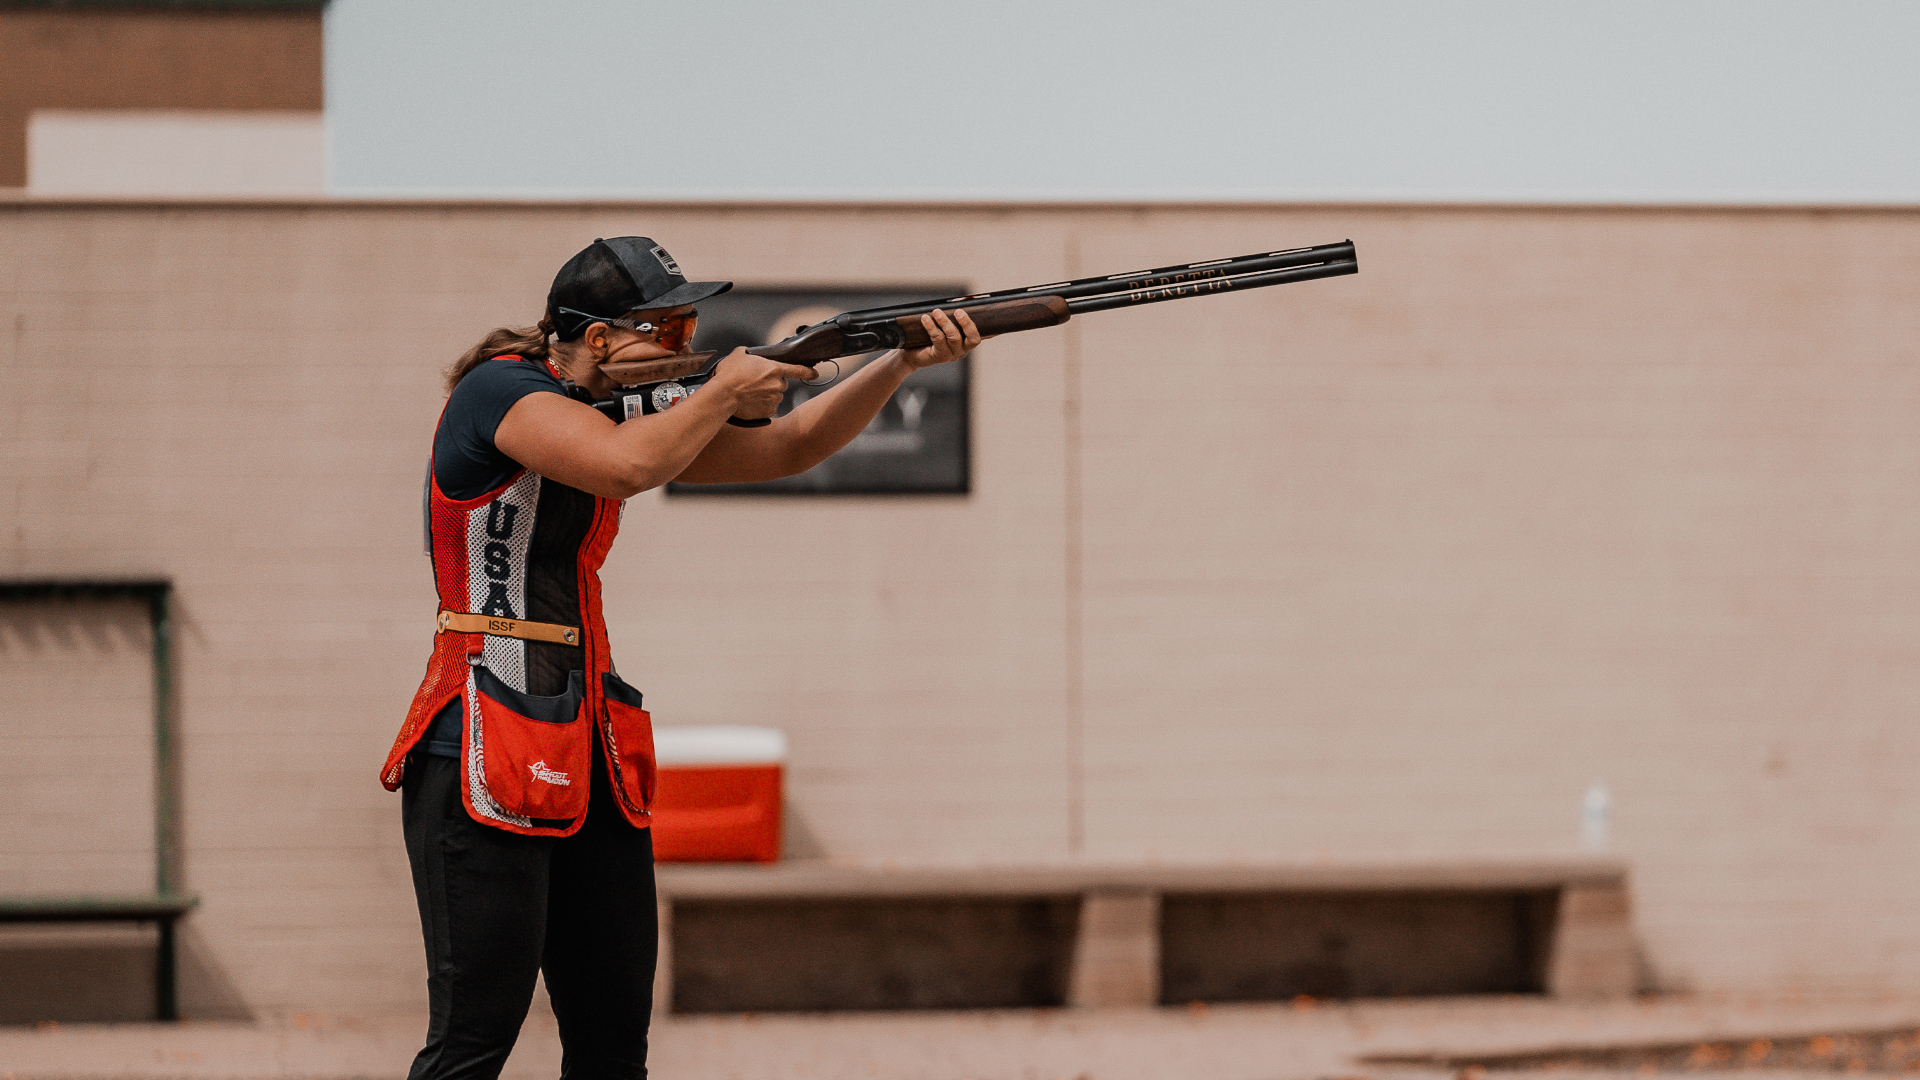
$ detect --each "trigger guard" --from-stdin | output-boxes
[801,359,840,387]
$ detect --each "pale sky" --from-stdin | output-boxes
[326,0,1920,202]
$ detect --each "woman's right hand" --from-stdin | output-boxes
[711,347,816,420]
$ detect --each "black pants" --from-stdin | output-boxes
[402,741,657,1080]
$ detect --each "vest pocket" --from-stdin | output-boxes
[472,665,589,822]
[601,672,656,814]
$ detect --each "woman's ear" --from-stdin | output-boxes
[580,322,609,356]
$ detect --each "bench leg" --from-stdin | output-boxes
[156,917,179,1021]
[1546,882,1636,1000]
[1067,889,1160,1008]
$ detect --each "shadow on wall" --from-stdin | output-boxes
[0,923,250,1023]
[779,799,827,861]
[1159,891,1557,1002]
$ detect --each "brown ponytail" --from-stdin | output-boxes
[445,314,555,392]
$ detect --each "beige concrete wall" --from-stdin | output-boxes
[0,200,1916,1014]
[28,111,326,196]
[0,597,155,894]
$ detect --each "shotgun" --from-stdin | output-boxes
[592,240,1358,426]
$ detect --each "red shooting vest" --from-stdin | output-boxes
[381,361,654,837]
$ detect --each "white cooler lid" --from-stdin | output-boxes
[653,725,787,766]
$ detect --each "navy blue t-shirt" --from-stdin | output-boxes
[433,356,567,500]
[423,356,566,756]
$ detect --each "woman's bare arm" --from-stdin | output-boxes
[494,351,812,499]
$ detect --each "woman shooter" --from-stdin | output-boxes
[379,237,978,1080]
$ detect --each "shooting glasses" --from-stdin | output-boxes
[553,307,698,352]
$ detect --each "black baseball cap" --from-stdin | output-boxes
[547,236,733,341]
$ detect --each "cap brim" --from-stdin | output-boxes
[637,279,733,311]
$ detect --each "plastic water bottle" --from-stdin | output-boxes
[1582,782,1611,851]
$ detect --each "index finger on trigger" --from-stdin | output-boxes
[773,362,817,381]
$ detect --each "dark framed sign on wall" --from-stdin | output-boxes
[665,287,969,496]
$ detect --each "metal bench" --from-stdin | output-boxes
[0,894,200,1019]
[0,580,198,1021]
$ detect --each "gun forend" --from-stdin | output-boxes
[894,295,1070,347]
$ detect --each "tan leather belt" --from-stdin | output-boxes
[437,610,581,646]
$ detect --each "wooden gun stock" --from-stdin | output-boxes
[599,351,719,388]
[892,295,1070,347]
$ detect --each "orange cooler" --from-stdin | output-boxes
[649,726,786,862]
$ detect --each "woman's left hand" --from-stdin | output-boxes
[898,308,983,370]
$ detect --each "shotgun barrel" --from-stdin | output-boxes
[1063,256,1356,315]
[824,241,1356,326]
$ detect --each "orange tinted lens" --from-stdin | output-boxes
[658,311,696,350]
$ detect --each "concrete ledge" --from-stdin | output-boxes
[656,855,1629,899]
[655,855,1633,1013]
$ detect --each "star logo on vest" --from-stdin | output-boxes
[529,761,572,786]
